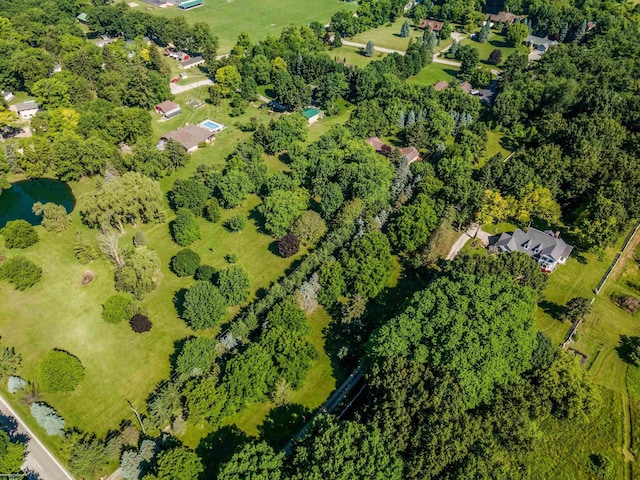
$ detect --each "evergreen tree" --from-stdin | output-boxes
[406,110,416,126]
[364,40,375,57]
[400,21,410,38]
[559,23,569,42]
[573,19,587,43]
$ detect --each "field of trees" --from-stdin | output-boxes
[1,0,640,478]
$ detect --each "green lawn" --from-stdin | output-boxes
[461,29,527,66]
[349,17,423,52]
[139,0,357,53]
[482,130,510,164]
[407,61,460,87]
[329,45,387,68]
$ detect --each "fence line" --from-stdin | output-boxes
[594,222,640,295]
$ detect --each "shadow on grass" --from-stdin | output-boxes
[258,404,312,449]
[538,300,565,321]
[173,287,188,318]
[616,335,640,366]
[197,425,250,479]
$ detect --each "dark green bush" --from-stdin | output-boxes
[171,249,201,277]
[194,265,217,282]
[224,215,246,232]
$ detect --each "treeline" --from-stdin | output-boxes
[490,26,640,251]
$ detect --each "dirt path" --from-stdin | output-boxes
[169,78,213,95]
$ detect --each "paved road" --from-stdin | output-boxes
[445,223,491,260]
[0,395,74,480]
[169,78,213,95]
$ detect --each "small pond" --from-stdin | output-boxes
[0,179,75,228]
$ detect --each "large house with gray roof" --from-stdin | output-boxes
[494,227,573,272]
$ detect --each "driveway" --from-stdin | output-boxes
[0,395,74,480]
[446,224,491,260]
[169,78,213,95]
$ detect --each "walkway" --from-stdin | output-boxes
[169,78,213,95]
[445,224,490,260]
[0,394,74,480]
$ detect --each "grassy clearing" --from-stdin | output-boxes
[461,29,527,66]
[139,0,357,53]
[407,61,459,87]
[329,45,387,67]
[482,130,510,163]
[349,17,423,52]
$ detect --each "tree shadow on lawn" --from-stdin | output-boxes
[616,335,640,366]
[538,299,566,322]
[173,287,188,318]
[168,336,190,377]
[248,207,267,236]
[197,425,251,479]
[258,404,312,450]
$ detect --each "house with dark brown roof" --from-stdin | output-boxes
[487,11,524,25]
[365,137,420,163]
[418,19,443,31]
[159,124,215,152]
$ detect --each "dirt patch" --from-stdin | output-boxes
[81,270,95,285]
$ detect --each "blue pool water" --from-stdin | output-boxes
[200,120,223,131]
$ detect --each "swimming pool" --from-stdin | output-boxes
[200,119,225,132]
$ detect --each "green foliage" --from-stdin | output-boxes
[0,256,42,290]
[218,265,250,305]
[224,343,276,408]
[388,194,438,253]
[30,402,65,436]
[170,178,209,216]
[259,188,309,237]
[204,198,222,223]
[225,214,247,232]
[133,231,148,248]
[364,40,375,57]
[115,247,161,298]
[506,22,529,46]
[184,376,226,424]
[342,232,393,299]
[102,294,136,324]
[1,220,38,249]
[215,65,242,97]
[218,441,284,480]
[183,281,227,330]
[39,350,85,392]
[563,297,592,323]
[0,341,21,379]
[290,415,403,480]
[367,273,537,408]
[0,429,26,474]
[291,210,327,245]
[317,261,346,307]
[175,337,219,379]
[171,208,201,246]
[488,48,503,65]
[32,202,71,232]
[217,170,253,208]
[152,446,204,480]
[194,264,217,282]
[74,231,97,264]
[171,249,201,277]
[400,20,410,38]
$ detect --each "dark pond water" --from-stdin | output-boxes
[0,179,75,228]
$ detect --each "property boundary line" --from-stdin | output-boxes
[594,222,640,295]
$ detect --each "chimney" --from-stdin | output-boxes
[554,231,560,238]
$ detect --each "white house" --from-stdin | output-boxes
[14,101,40,120]
[494,228,573,272]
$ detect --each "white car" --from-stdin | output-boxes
[470,89,480,95]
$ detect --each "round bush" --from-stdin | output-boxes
[0,256,42,290]
[194,265,217,282]
[39,350,85,393]
[278,233,300,258]
[102,294,136,323]
[133,231,148,248]
[1,220,38,249]
[224,215,246,232]
[204,198,221,223]
[172,208,201,246]
[130,314,152,333]
[171,249,201,277]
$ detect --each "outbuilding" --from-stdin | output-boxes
[14,101,39,120]
[178,0,204,9]
[179,56,205,69]
[155,100,182,119]
[302,107,323,125]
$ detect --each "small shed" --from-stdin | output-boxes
[178,0,204,9]
[76,12,88,24]
[14,101,39,120]
[302,107,322,125]
[155,100,181,119]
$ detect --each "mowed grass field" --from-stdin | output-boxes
[139,0,357,53]
[407,61,459,87]
[461,29,528,66]
[0,88,355,456]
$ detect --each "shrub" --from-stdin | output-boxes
[115,248,161,299]
[39,350,85,392]
[171,249,201,277]
[130,314,152,333]
[102,294,136,323]
[1,220,38,248]
[171,208,201,246]
[218,264,250,305]
[0,256,42,290]
[7,376,26,393]
[204,198,221,223]
[225,253,238,263]
[613,293,640,313]
[183,281,227,330]
[278,234,300,258]
[194,265,217,282]
[32,202,70,232]
[31,402,65,436]
[488,48,503,65]
[225,215,246,232]
[74,231,96,264]
[133,231,148,248]
[292,210,327,245]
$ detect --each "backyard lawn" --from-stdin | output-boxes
[461,29,527,66]
[349,16,424,52]
[407,61,459,87]
[138,0,357,53]
[329,45,387,68]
